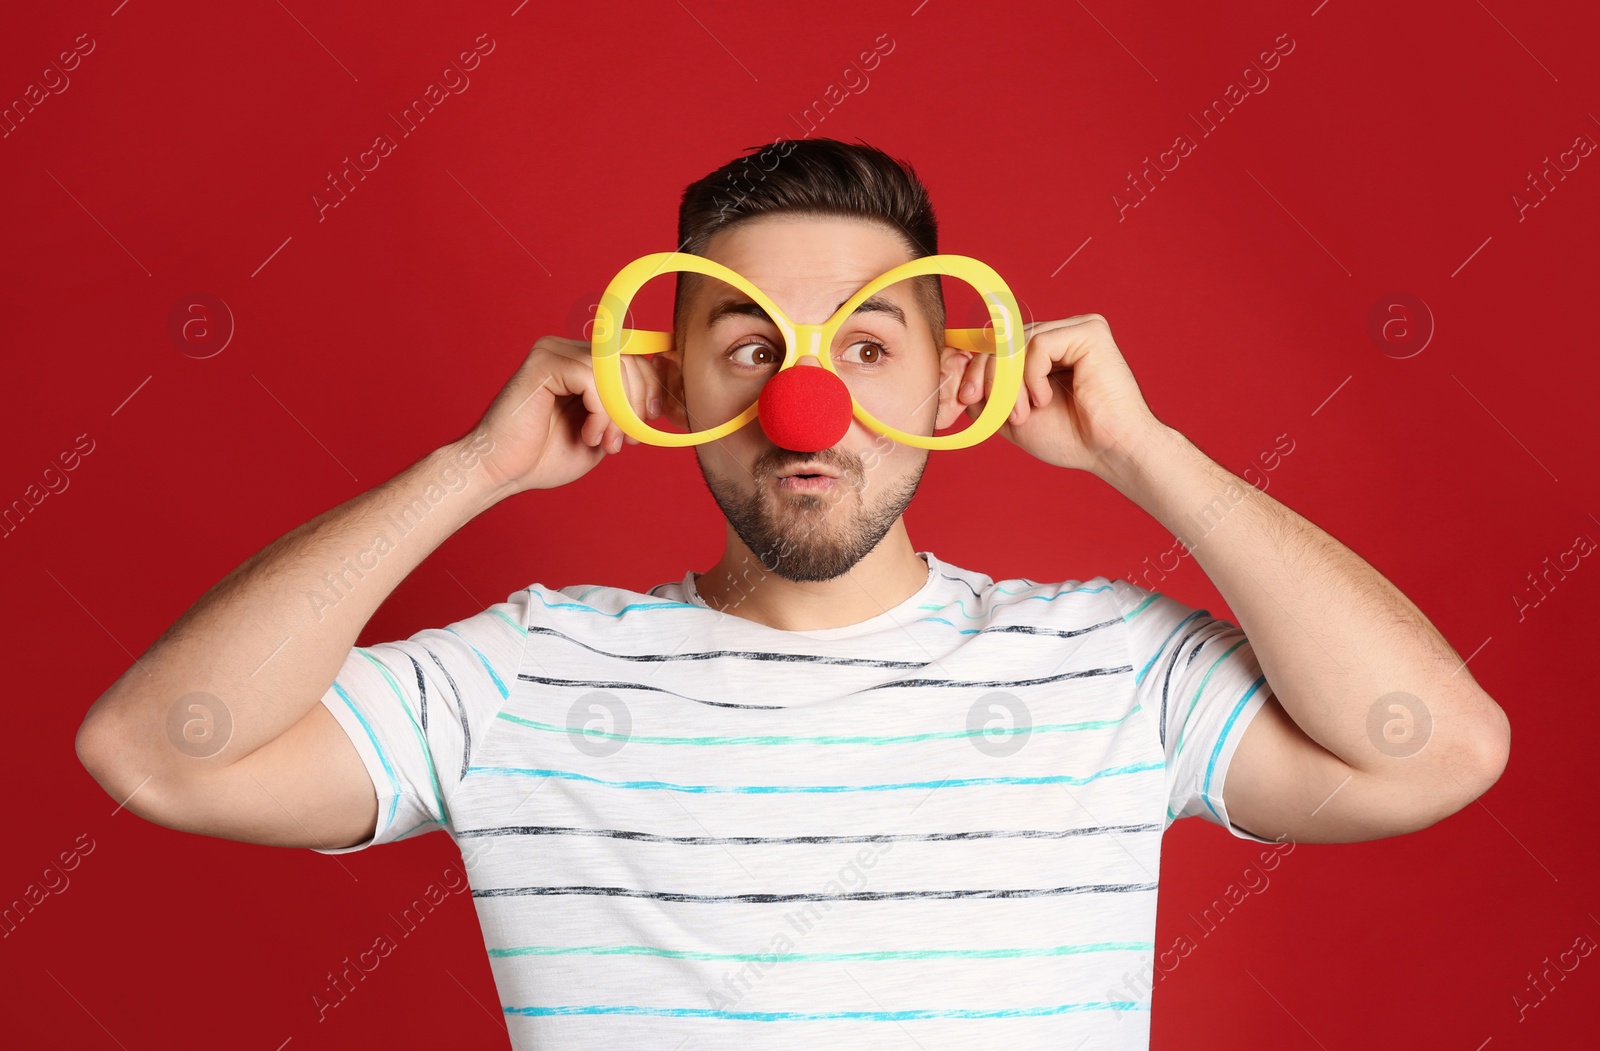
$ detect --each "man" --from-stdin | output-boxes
[75,138,1510,1049]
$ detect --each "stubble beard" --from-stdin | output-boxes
[698,450,928,583]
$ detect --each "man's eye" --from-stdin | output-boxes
[840,340,889,365]
[728,341,780,367]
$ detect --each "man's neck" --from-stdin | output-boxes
[693,526,929,632]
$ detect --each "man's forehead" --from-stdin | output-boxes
[699,218,914,291]
[700,288,910,330]
[685,253,922,318]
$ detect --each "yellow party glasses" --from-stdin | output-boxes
[590,252,1024,450]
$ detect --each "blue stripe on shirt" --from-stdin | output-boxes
[463,761,1163,793]
[501,1002,1150,1019]
[330,680,401,836]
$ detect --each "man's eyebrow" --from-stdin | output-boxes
[704,299,774,328]
[843,294,907,328]
[703,293,907,329]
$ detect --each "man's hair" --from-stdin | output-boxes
[672,137,945,348]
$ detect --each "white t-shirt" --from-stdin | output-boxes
[316,550,1274,1050]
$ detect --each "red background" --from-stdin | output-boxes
[4,1,1598,1047]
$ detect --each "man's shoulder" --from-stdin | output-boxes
[924,555,1121,625]
[515,579,703,619]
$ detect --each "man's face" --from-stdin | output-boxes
[652,214,970,582]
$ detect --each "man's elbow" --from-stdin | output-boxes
[76,715,143,815]
[1427,701,1511,820]
[1462,701,1511,801]
[1383,702,1510,835]
[75,706,179,825]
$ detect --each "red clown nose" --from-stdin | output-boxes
[756,362,854,452]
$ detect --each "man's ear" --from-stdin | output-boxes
[934,347,974,431]
[649,346,691,431]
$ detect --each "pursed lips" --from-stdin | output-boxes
[774,464,840,490]
[776,463,840,479]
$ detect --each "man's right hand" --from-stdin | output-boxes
[471,335,670,495]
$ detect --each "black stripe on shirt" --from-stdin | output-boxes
[473,882,1159,902]
[456,822,1164,845]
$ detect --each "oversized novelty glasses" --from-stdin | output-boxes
[590,252,1024,451]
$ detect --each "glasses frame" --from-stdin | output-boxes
[590,252,1025,449]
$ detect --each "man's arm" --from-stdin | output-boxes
[1097,423,1511,844]
[72,335,667,851]
[74,434,511,850]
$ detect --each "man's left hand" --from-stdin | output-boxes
[953,314,1166,476]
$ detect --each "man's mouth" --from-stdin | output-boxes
[774,465,839,491]
[776,462,840,480]
[776,474,837,490]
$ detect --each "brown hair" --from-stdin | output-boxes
[672,137,945,345]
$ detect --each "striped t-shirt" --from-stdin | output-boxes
[315,550,1274,1050]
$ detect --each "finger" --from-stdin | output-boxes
[619,355,658,444]
[598,356,644,454]
[533,342,618,453]
[943,351,973,402]
[960,352,986,404]
[633,353,669,421]
[983,352,1023,425]
[980,353,998,415]
[558,356,613,451]
[1022,335,1056,412]
[536,352,605,439]
[617,359,638,446]
[1005,351,1028,425]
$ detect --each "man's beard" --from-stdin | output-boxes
[697,448,928,583]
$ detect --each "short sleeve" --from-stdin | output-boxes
[312,588,531,854]
[1105,577,1276,844]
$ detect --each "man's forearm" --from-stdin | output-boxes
[1096,423,1509,784]
[78,430,508,779]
